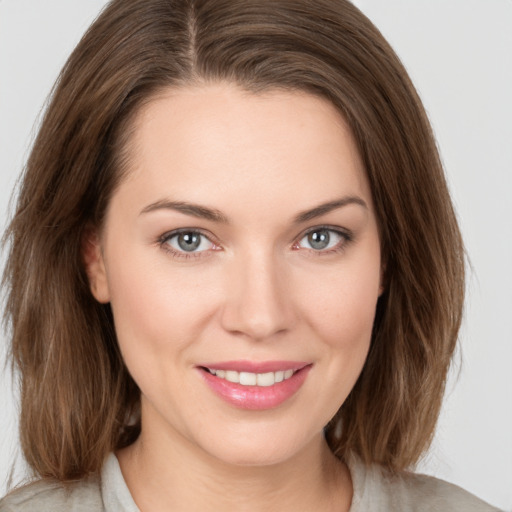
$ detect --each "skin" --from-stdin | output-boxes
[85,83,383,511]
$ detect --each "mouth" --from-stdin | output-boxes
[201,367,297,387]
[197,362,312,410]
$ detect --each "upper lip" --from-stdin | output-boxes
[197,360,310,373]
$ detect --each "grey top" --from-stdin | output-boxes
[0,453,502,511]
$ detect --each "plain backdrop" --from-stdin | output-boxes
[0,1,511,510]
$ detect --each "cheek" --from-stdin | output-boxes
[297,258,381,350]
[297,254,381,415]
[105,252,220,361]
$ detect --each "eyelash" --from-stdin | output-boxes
[157,228,219,260]
[157,225,353,260]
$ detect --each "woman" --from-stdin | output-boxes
[0,0,501,510]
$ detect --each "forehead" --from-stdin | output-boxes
[115,82,372,220]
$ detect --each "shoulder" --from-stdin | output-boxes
[0,454,138,512]
[347,454,503,512]
[0,474,103,512]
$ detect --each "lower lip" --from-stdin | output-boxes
[199,366,312,410]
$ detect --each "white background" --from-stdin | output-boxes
[0,1,511,509]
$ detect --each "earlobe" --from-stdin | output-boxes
[82,227,111,304]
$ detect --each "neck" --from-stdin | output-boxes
[117,422,352,512]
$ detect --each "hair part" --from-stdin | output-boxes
[3,0,464,480]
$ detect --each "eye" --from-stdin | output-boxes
[295,227,349,252]
[162,230,216,254]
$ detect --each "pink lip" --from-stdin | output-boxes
[197,361,312,411]
[199,360,309,373]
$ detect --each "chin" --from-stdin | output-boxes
[198,424,319,468]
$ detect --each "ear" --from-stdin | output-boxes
[82,226,111,304]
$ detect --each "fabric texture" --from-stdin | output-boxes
[0,453,502,511]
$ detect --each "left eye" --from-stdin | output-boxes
[165,231,213,253]
[297,228,344,251]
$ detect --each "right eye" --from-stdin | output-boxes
[159,230,219,258]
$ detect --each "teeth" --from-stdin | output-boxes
[239,372,257,386]
[207,368,297,386]
[256,372,275,387]
[225,370,239,383]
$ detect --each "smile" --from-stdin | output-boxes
[205,368,296,387]
[199,362,312,410]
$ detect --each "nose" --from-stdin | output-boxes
[220,250,295,341]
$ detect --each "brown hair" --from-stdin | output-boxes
[3,0,464,480]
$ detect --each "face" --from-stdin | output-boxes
[86,83,382,467]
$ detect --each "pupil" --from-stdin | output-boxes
[308,230,330,250]
[178,232,201,251]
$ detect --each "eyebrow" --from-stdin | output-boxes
[292,196,367,223]
[140,200,229,223]
[139,196,367,224]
